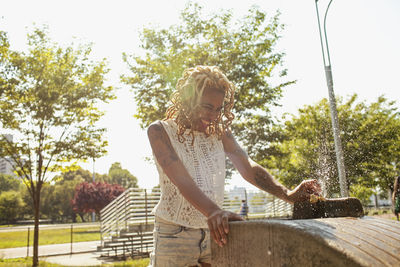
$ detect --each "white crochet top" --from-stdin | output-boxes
[152,119,226,228]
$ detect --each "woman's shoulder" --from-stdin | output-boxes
[148,119,175,128]
[147,120,177,138]
[147,120,162,132]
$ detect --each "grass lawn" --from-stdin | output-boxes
[0,257,62,266]
[0,257,150,267]
[0,227,100,249]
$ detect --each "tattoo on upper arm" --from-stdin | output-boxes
[148,123,179,167]
[254,168,270,191]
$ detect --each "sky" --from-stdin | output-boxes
[2,0,399,190]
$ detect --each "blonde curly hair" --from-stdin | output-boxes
[165,66,236,143]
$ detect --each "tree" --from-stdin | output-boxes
[0,173,20,193]
[266,95,400,198]
[40,178,84,223]
[56,178,87,222]
[39,183,58,222]
[108,162,138,188]
[58,167,93,183]
[20,185,34,219]
[0,191,22,225]
[55,166,110,183]
[0,27,115,266]
[41,167,117,223]
[51,170,87,222]
[71,181,125,216]
[121,3,293,164]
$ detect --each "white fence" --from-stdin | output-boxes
[100,188,160,247]
[223,191,293,218]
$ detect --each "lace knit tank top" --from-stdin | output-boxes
[152,119,226,228]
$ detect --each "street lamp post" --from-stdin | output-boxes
[315,0,348,197]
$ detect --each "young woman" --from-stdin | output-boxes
[147,66,321,267]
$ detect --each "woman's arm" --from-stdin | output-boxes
[393,177,399,204]
[147,121,242,246]
[222,129,320,204]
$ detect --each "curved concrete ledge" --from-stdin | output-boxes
[212,217,400,267]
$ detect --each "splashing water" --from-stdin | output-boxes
[316,141,335,198]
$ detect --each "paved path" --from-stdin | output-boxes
[0,241,114,266]
[0,240,100,259]
[43,252,116,266]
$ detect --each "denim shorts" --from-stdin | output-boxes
[149,217,211,267]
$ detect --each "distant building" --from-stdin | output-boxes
[0,157,15,176]
[0,134,16,176]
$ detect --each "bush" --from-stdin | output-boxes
[0,191,22,225]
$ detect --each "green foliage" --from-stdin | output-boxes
[122,2,293,162]
[0,27,115,180]
[40,178,84,223]
[266,95,400,196]
[42,167,124,222]
[19,185,34,218]
[55,168,93,183]
[0,26,115,266]
[349,184,374,206]
[0,173,21,193]
[39,184,57,221]
[41,168,93,222]
[0,191,22,224]
[18,164,135,223]
[107,162,138,188]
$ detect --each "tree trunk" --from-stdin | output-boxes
[32,184,42,267]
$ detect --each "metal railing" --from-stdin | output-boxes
[265,197,293,218]
[100,188,160,246]
[223,192,293,219]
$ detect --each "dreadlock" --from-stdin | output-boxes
[165,66,235,144]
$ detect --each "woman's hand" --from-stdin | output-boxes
[207,209,243,247]
[287,179,322,203]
